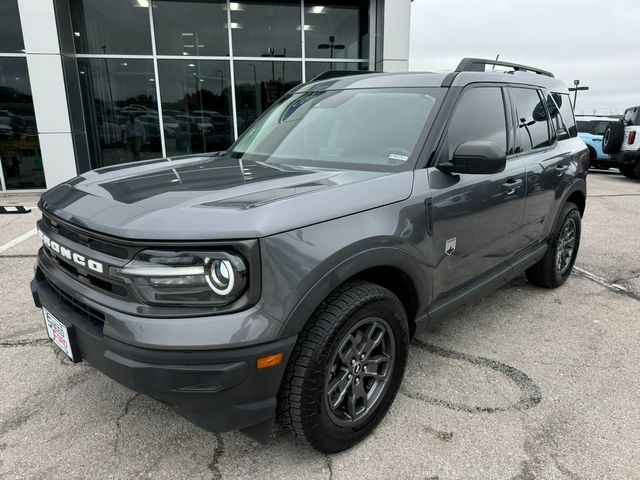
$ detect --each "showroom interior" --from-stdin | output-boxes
[0,0,411,193]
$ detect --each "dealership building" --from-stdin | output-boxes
[0,0,411,193]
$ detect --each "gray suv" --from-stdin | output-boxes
[31,58,587,453]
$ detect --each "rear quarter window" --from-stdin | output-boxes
[549,93,577,140]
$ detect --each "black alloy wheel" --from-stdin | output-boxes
[324,317,395,427]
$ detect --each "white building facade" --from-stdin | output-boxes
[0,0,411,193]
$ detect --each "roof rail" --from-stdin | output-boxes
[309,70,371,82]
[455,57,554,78]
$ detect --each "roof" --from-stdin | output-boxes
[296,69,570,94]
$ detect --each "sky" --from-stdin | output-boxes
[409,0,640,115]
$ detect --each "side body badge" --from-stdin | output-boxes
[445,237,456,256]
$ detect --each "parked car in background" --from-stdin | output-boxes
[601,106,640,179]
[193,110,232,134]
[576,116,618,170]
[176,114,213,133]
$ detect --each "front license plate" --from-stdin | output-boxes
[43,307,75,361]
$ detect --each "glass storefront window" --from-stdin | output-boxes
[305,61,368,81]
[0,0,25,54]
[234,61,302,134]
[230,1,302,58]
[152,0,229,57]
[0,58,45,189]
[78,59,161,169]
[68,0,373,170]
[304,1,369,60]
[70,0,152,55]
[158,60,233,156]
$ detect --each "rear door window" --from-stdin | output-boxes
[510,87,551,153]
[593,121,609,135]
[577,121,594,133]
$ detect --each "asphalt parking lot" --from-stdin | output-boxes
[0,171,638,480]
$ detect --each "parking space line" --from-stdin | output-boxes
[0,228,38,254]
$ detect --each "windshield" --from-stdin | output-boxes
[227,87,443,171]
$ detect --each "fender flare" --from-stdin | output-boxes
[277,246,430,339]
[545,178,586,240]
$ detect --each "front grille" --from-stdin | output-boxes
[44,249,128,297]
[39,213,131,299]
[43,273,106,330]
[42,214,129,259]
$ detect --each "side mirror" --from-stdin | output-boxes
[437,140,507,175]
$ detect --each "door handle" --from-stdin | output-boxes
[501,178,523,194]
[555,165,569,175]
[593,138,602,142]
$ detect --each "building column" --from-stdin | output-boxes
[375,0,411,73]
[17,0,78,188]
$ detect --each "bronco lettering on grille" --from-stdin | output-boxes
[38,228,105,274]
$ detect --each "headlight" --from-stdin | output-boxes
[112,250,247,306]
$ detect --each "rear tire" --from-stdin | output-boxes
[277,281,409,453]
[526,202,581,288]
[602,122,625,153]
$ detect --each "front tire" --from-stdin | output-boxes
[526,202,581,288]
[277,281,409,453]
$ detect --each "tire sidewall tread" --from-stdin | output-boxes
[277,280,409,453]
[525,202,581,288]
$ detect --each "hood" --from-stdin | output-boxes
[40,154,414,240]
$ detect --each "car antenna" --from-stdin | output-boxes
[492,54,499,70]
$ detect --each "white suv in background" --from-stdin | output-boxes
[602,106,640,179]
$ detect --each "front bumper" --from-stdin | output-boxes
[31,271,297,437]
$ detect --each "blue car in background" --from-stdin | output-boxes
[576,116,618,169]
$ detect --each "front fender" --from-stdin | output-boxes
[256,200,432,340]
[276,245,430,339]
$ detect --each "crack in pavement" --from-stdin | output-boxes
[611,272,640,283]
[0,338,49,348]
[402,340,542,414]
[0,369,93,438]
[208,433,225,480]
[574,266,640,302]
[324,454,334,480]
[113,393,141,455]
[0,254,37,259]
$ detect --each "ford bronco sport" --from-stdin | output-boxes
[31,58,587,453]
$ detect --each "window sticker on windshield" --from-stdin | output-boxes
[388,153,409,163]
